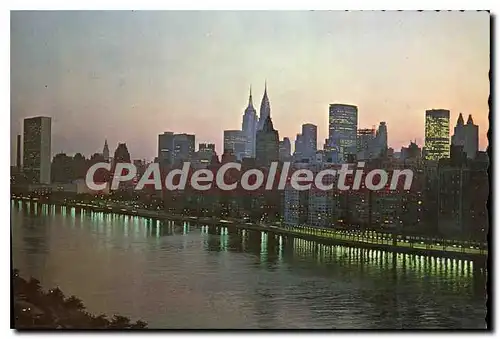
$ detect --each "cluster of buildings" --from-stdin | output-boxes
[11,117,143,195]
[152,85,488,241]
[11,85,489,241]
[154,85,390,169]
[155,83,280,168]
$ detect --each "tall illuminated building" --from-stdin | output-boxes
[241,86,258,158]
[424,109,450,160]
[328,104,358,162]
[23,116,52,184]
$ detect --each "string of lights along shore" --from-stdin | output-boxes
[12,81,488,240]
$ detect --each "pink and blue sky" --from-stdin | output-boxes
[10,11,489,162]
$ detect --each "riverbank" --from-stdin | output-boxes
[12,269,147,329]
[12,197,488,263]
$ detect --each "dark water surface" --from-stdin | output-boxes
[11,201,487,329]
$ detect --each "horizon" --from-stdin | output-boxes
[10,11,490,163]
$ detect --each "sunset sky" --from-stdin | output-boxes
[10,11,490,163]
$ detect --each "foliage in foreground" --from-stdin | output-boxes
[13,269,147,329]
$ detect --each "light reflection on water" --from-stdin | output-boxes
[11,201,487,329]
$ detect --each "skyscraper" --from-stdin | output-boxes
[223,130,247,161]
[356,128,376,160]
[451,113,465,146]
[257,82,271,131]
[294,133,305,160]
[113,143,131,163]
[241,86,258,158]
[194,143,216,168]
[158,132,195,165]
[301,124,318,158]
[464,115,479,158]
[424,109,450,161]
[452,113,479,159]
[279,137,291,161]
[102,139,110,162]
[23,116,52,184]
[112,143,132,191]
[173,133,195,164]
[401,141,422,160]
[158,132,175,165]
[256,116,279,167]
[328,104,358,162]
[376,122,388,151]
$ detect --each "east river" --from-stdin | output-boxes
[11,201,487,329]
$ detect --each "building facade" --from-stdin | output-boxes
[301,124,318,159]
[356,128,376,160]
[279,137,292,162]
[173,134,195,164]
[328,104,358,163]
[241,87,258,158]
[376,122,388,153]
[255,116,279,167]
[158,132,175,165]
[223,130,247,161]
[451,113,479,159]
[437,148,488,241]
[424,109,450,161]
[23,116,52,184]
[193,143,216,168]
[294,133,305,160]
[257,82,271,131]
[158,132,195,166]
[401,141,422,161]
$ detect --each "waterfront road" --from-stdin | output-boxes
[12,197,488,260]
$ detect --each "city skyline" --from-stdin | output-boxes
[11,11,489,163]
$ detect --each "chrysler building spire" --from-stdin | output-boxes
[257,81,271,131]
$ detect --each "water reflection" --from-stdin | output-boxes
[11,201,487,329]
